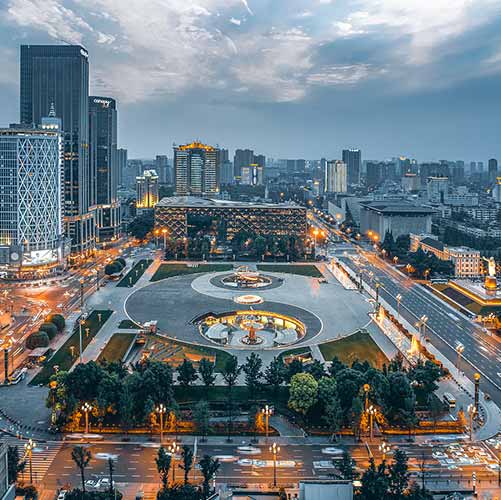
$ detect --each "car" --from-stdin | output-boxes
[321,447,344,455]
[99,478,115,489]
[237,446,261,455]
[85,480,100,490]
[484,393,492,401]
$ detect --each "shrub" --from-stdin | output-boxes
[39,322,58,340]
[26,332,50,350]
[116,257,126,268]
[104,262,120,276]
[47,313,65,332]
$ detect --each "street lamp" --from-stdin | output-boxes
[379,441,390,462]
[49,380,58,425]
[262,405,273,443]
[396,293,402,320]
[269,442,280,488]
[168,441,180,485]
[375,282,381,303]
[79,278,85,309]
[455,342,464,373]
[366,405,376,440]
[363,384,370,411]
[467,404,476,441]
[156,403,167,443]
[393,256,399,265]
[162,228,168,249]
[82,402,93,434]
[24,439,36,484]
[78,315,87,364]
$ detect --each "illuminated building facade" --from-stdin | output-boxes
[155,197,307,240]
[89,96,120,243]
[174,141,218,196]
[325,160,347,193]
[241,164,264,186]
[0,126,68,277]
[136,170,159,210]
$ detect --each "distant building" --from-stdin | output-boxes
[0,442,15,500]
[493,177,501,204]
[427,176,449,203]
[155,197,307,240]
[117,148,128,186]
[0,125,68,277]
[136,170,159,210]
[410,234,481,277]
[325,160,347,193]
[360,201,436,240]
[366,162,383,188]
[342,149,361,185]
[488,158,498,183]
[174,141,218,196]
[88,96,120,243]
[219,160,234,185]
[401,173,420,192]
[241,164,264,186]
[233,149,254,178]
[155,155,169,184]
[124,160,143,188]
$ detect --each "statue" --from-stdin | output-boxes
[483,256,497,277]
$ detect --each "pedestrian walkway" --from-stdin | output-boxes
[269,415,305,438]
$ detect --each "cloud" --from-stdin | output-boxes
[229,17,241,26]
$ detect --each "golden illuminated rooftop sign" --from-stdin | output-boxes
[178,141,215,152]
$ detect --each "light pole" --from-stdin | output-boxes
[49,380,58,425]
[363,384,370,411]
[455,342,464,373]
[82,402,93,434]
[162,228,168,250]
[474,373,480,415]
[168,441,180,485]
[269,442,280,488]
[366,405,376,440]
[262,405,272,443]
[375,282,380,303]
[78,315,86,364]
[156,403,166,443]
[379,441,390,462]
[396,294,402,320]
[467,404,476,441]
[24,439,36,484]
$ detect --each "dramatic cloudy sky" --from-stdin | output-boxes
[1,0,501,161]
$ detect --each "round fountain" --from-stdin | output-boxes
[220,266,273,289]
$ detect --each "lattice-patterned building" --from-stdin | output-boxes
[155,196,308,240]
[0,126,68,277]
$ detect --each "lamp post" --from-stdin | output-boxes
[78,315,86,364]
[82,402,93,434]
[49,380,58,425]
[379,441,390,462]
[474,373,480,415]
[168,441,180,485]
[363,384,370,411]
[455,343,464,373]
[312,229,319,256]
[262,405,272,443]
[366,405,376,440]
[467,404,476,441]
[375,282,380,303]
[79,278,85,309]
[396,294,402,320]
[269,442,280,488]
[156,403,166,443]
[24,439,36,484]
[162,228,168,249]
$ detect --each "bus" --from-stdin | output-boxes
[443,392,456,408]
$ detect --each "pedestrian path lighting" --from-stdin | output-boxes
[78,315,87,364]
[363,384,370,411]
[379,441,390,461]
[168,441,180,484]
[455,342,464,373]
[366,405,376,440]
[156,403,167,443]
[24,438,36,484]
[396,294,402,320]
[262,405,273,443]
[82,402,93,434]
[467,404,476,441]
[269,442,280,488]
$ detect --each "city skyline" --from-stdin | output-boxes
[0,1,501,160]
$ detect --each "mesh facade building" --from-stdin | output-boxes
[155,197,307,240]
[0,127,67,276]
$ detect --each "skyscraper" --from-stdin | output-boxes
[155,155,169,184]
[325,160,347,193]
[117,148,128,186]
[174,141,218,196]
[136,170,159,210]
[89,96,120,243]
[233,149,254,178]
[488,158,498,183]
[342,149,361,185]
[20,44,93,256]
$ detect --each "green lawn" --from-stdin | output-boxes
[150,263,233,282]
[118,319,141,329]
[30,310,113,385]
[97,333,136,363]
[174,385,289,405]
[257,264,323,278]
[318,330,388,368]
[117,259,153,287]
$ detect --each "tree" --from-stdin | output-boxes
[198,358,216,389]
[338,450,358,480]
[388,448,410,499]
[180,446,194,484]
[429,397,443,431]
[284,358,304,382]
[47,313,65,332]
[26,331,50,350]
[157,484,201,500]
[119,381,134,435]
[177,359,198,387]
[71,446,92,493]
[407,482,434,500]
[242,353,263,400]
[7,445,25,483]
[156,446,172,491]
[317,376,337,406]
[288,372,318,418]
[39,321,58,340]
[199,455,220,499]
[128,212,154,240]
[328,356,346,376]
[221,357,241,441]
[264,357,285,396]
[193,400,210,441]
[305,360,326,380]
[359,458,389,500]
[324,398,343,440]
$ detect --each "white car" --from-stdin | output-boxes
[99,478,115,489]
[321,447,344,455]
[213,455,238,463]
[237,446,261,455]
[85,479,100,490]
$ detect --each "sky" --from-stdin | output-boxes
[1,0,501,161]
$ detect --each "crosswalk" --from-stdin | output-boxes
[0,436,62,483]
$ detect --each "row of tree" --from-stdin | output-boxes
[26,313,66,350]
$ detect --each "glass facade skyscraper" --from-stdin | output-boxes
[20,44,94,256]
[342,148,361,186]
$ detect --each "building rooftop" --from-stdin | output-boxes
[360,201,437,215]
[156,196,304,210]
[421,237,445,252]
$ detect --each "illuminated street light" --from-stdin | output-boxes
[363,384,370,411]
[168,441,181,484]
[455,342,464,373]
[81,402,93,434]
[156,403,167,443]
[379,441,390,461]
[467,404,476,441]
[24,439,36,484]
[269,442,280,488]
[375,282,381,303]
[162,228,168,249]
[366,405,376,440]
[262,405,273,443]
[393,256,399,265]
[78,315,87,364]
[396,294,402,320]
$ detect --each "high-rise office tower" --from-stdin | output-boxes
[89,96,120,243]
[20,44,94,256]
[488,158,498,183]
[325,160,347,193]
[342,149,361,185]
[0,122,67,277]
[241,164,264,186]
[155,155,169,184]
[117,148,128,186]
[136,170,159,209]
[220,161,234,185]
[366,162,383,188]
[174,141,218,196]
[234,149,254,178]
